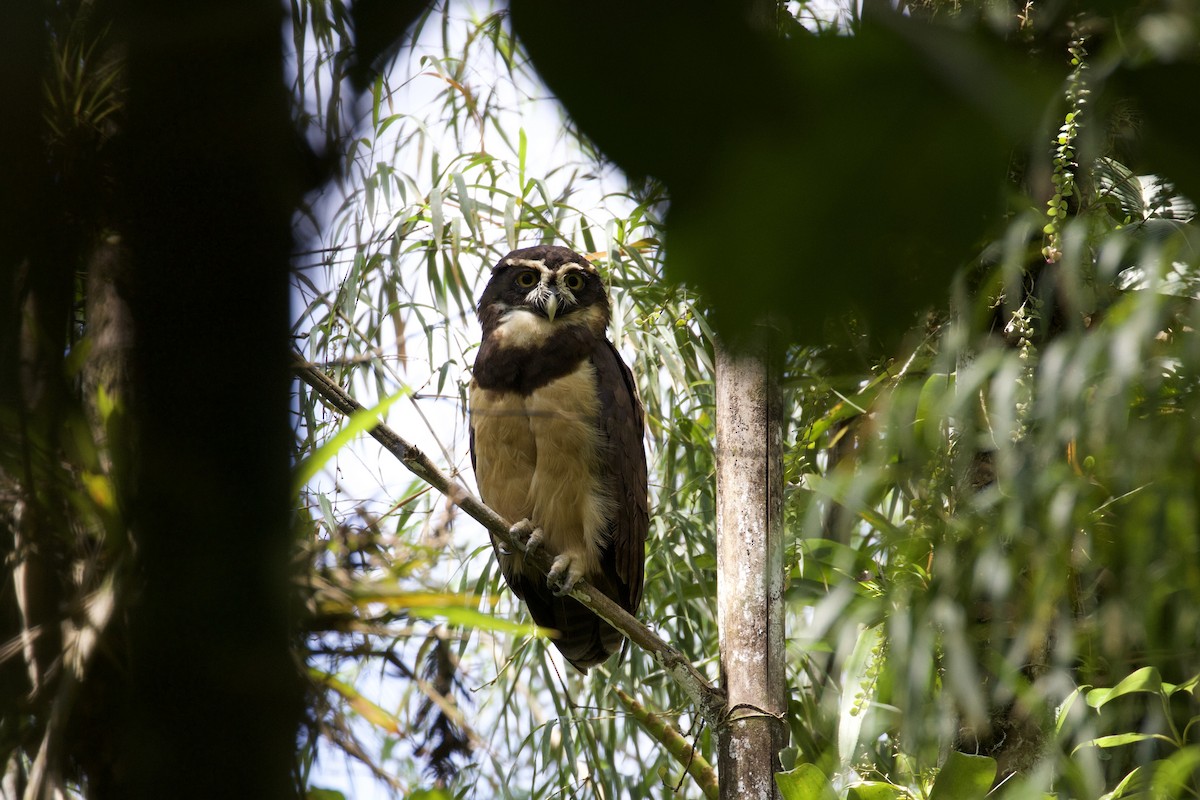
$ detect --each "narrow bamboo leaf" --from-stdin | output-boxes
[341,252,364,318]
[310,669,402,735]
[406,605,542,637]
[316,493,337,536]
[430,185,444,248]
[454,171,474,235]
[580,215,596,255]
[344,588,484,608]
[331,587,539,635]
[364,174,376,220]
[838,624,882,769]
[1074,732,1176,753]
[927,752,996,800]
[775,764,838,800]
[517,127,527,189]
[292,390,407,493]
[504,195,518,250]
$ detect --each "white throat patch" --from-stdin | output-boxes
[493,307,557,349]
[491,303,608,349]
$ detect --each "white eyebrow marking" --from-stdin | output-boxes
[505,257,545,269]
[502,256,598,274]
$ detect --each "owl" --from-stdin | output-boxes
[469,245,648,672]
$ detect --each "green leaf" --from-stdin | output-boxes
[430,185,444,248]
[305,790,347,800]
[1095,156,1144,221]
[332,586,542,637]
[927,752,996,800]
[913,373,952,447]
[1151,747,1200,798]
[1086,666,1165,709]
[407,790,455,800]
[838,624,882,770]
[310,669,402,734]
[1099,765,1147,800]
[517,127,527,188]
[292,389,407,493]
[1055,685,1089,735]
[776,764,838,800]
[1074,732,1177,754]
[407,605,542,637]
[848,782,907,800]
[1172,674,1200,698]
[454,171,474,235]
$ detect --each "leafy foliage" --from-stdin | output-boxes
[6,0,1200,798]
[293,1,1200,798]
[290,3,716,796]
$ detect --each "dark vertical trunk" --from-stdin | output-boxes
[113,3,304,797]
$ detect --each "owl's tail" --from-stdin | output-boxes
[515,576,625,673]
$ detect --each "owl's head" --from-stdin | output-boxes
[476,245,610,341]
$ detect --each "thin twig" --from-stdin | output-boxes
[292,351,727,728]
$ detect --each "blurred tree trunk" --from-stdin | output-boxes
[112,2,304,797]
[1,6,104,795]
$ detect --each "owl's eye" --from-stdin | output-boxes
[515,271,538,288]
[562,272,585,291]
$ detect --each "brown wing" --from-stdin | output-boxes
[468,341,646,672]
[522,338,645,672]
[591,337,648,613]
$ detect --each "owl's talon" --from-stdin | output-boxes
[510,519,544,554]
[548,553,584,596]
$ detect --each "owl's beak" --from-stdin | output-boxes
[543,293,559,322]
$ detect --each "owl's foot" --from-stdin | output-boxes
[547,553,585,597]
[510,519,545,554]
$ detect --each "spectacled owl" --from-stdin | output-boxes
[469,245,648,672]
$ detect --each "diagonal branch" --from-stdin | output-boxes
[292,352,727,728]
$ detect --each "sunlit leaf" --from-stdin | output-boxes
[1086,666,1165,709]
[310,669,403,735]
[927,752,995,800]
[776,764,838,800]
[838,624,882,769]
[292,390,407,493]
[1075,733,1177,754]
[306,790,347,800]
[848,783,908,800]
[1150,746,1200,799]
[407,605,542,637]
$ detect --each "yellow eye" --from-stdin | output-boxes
[563,272,585,291]
[515,271,538,288]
